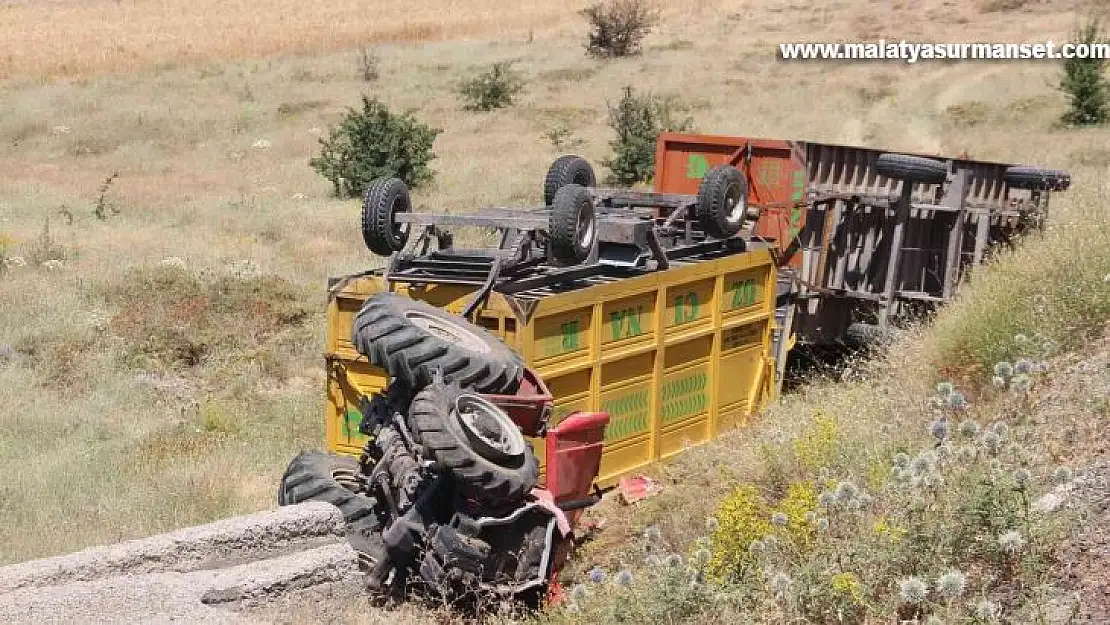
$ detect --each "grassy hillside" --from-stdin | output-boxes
[1,3,1108,622]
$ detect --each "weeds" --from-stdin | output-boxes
[582,0,658,58]
[309,95,441,197]
[458,62,526,111]
[602,86,692,185]
[93,171,121,220]
[357,48,380,82]
[544,122,584,151]
[1060,18,1109,126]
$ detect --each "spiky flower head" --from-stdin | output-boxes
[1014,359,1033,375]
[817,490,837,508]
[958,445,978,463]
[694,548,711,567]
[769,572,792,601]
[664,554,683,568]
[818,466,831,481]
[588,567,606,584]
[1033,361,1049,374]
[930,418,949,441]
[893,452,911,469]
[981,431,1003,456]
[898,576,928,604]
[936,381,954,397]
[615,569,633,587]
[947,391,968,411]
[804,510,817,524]
[922,472,944,490]
[771,512,789,526]
[999,359,1016,379]
[1013,468,1032,488]
[992,375,1007,389]
[991,422,1010,438]
[816,517,830,532]
[935,569,967,599]
[643,525,662,543]
[1010,374,1032,393]
[975,599,1001,620]
[571,583,588,603]
[762,534,778,548]
[1051,466,1073,485]
[998,530,1026,555]
[936,442,953,462]
[704,516,720,532]
[835,480,860,503]
[1014,333,1028,345]
[958,420,981,438]
[910,452,936,477]
[748,539,765,556]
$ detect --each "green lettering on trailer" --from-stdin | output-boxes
[673,291,699,325]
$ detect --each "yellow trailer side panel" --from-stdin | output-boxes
[323,247,778,486]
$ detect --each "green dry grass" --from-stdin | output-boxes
[0,1,1107,619]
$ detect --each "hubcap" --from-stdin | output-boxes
[575,204,596,251]
[725,181,747,227]
[405,310,491,353]
[454,394,526,462]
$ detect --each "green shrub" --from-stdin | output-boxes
[458,62,525,111]
[602,86,692,186]
[582,0,658,58]
[1060,19,1108,127]
[309,96,441,198]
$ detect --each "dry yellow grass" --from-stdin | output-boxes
[1,0,1108,578]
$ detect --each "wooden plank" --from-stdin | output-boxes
[942,170,969,299]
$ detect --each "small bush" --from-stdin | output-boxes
[582,0,658,58]
[544,122,584,151]
[93,171,121,221]
[1060,19,1109,127]
[458,62,526,111]
[357,48,380,82]
[309,96,441,198]
[602,86,692,186]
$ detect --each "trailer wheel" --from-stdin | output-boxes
[696,165,749,239]
[543,156,596,206]
[408,382,539,507]
[362,177,412,256]
[1003,166,1071,191]
[352,292,524,394]
[875,153,947,184]
[277,451,378,524]
[549,184,597,264]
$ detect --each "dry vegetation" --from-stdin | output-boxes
[2,0,1110,622]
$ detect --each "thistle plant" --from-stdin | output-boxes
[930,417,949,441]
[1051,466,1073,485]
[936,381,955,397]
[898,576,928,604]
[993,361,1014,379]
[935,569,967,599]
[998,530,1027,555]
[834,480,859,503]
[771,512,789,526]
[958,420,981,438]
[615,569,634,587]
[769,572,793,602]
[588,567,607,583]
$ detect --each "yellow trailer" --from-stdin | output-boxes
[324,243,779,486]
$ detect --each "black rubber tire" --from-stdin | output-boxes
[844,322,894,346]
[361,177,412,257]
[875,153,947,184]
[408,382,539,507]
[352,292,524,394]
[1003,166,1071,191]
[277,451,377,524]
[549,184,597,265]
[543,156,596,207]
[696,165,749,239]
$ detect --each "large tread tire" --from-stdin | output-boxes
[1003,166,1071,191]
[844,322,894,347]
[549,184,597,265]
[543,156,596,207]
[277,451,376,524]
[696,165,749,239]
[875,153,948,184]
[361,177,412,257]
[409,382,538,507]
[352,292,524,394]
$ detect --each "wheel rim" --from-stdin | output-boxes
[404,310,491,354]
[454,393,526,462]
[389,197,411,248]
[575,202,596,252]
[725,181,747,227]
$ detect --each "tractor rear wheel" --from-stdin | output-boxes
[408,382,538,507]
[277,451,378,524]
[543,156,596,206]
[352,292,524,394]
